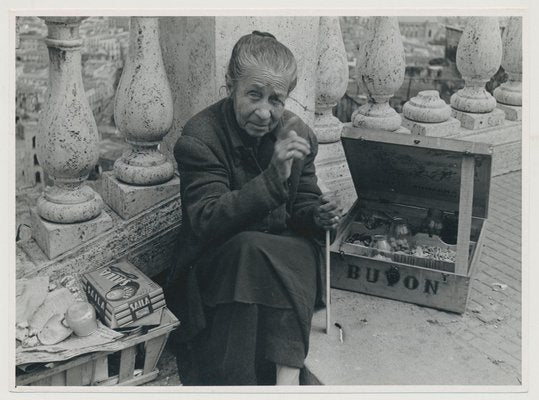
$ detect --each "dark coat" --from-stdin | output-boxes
[166,97,324,342]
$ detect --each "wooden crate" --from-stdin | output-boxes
[16,308,179,386]
[330,126,492,313]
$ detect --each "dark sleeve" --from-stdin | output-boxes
[175,135,289,242]
[288,128,324,238]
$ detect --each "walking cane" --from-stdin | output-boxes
[319,183,338,336]
[325,229,331,335]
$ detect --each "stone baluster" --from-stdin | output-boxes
[313,16,355,213]
[32,17,112,259]
[450,17,505,130]
[314,16,349,143]
[351,17,406,132]
[401,90,461,137]
[494,17,522,121]
[102,17,180,219]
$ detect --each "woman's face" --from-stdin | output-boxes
[230,67,291,138]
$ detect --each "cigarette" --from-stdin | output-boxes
[334,322,344,343]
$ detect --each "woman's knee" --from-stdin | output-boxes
[225,231,270,253]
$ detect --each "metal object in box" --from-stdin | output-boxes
[331,126,492,313]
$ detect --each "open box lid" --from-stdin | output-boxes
[341,126,493,219]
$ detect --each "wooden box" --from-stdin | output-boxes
[82,260,165,328]
[16,308,179,386]
[330,126,492,313]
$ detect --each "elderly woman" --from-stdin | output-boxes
[167,31,341,386]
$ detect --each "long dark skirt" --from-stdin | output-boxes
[181,230,320,385]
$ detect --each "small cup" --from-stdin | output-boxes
[371,234,392,253]
[63,301,98,337]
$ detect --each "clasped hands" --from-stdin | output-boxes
[270,117,342,231]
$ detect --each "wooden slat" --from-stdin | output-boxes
[80,360,95,386]
[65,365,83,386]
[98,370,159,386]
[118,346,137,383]
[93,354,110,384]
[455,155,475,276]
[16,351,111,386]
[143,335,168,374]
[342,125,493,155]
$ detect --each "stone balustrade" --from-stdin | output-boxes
[19,17,182,280]
[17,15,522,281]
[31,17,113,259]
[313,17,355,212]
[350,17,406,133]
[314,17,349,144]
[494,16,522,121]
[101,17,181,219]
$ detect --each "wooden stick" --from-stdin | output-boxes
[325,229,331,334]
[455,155,475,276]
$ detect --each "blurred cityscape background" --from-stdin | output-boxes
[15,16,509,236]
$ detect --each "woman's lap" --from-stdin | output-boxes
[197,230,318,311]
[187,230,320,385]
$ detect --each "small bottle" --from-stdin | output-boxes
[388,217,414,251]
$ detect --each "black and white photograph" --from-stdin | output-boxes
[5,0,538,398]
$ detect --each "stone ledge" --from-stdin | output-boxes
[101,172,181,219]
[17,191,182,282]
[418,119,522,177]
[451,108,505,130]
[30,208,113,259]
[497,104,522,122]
[401,116,461,137]
[315,140,357,215]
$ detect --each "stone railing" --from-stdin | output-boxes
[17,16,522,282]
[17,17,181,282]
[314,16,521,216]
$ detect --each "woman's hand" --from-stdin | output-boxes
[314,194,342,231]
[271,117,311,181]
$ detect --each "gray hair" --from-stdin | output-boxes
[227,31,298,94]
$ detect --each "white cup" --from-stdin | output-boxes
[63,302,98,337]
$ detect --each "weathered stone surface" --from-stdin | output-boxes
[37,185,105,224]
[352,17,405,132]
[36,17,103,224]
[17,194,182,282]
[401,116,461,137]
[101,171,181,219]
[403,90,451,123]
[393,125,411,135]
[315,141,356,215]
[352,102,402,131]
[31,208,113,259]
[494,17,522,107]
[440,119,521,177]
[451,108,505,130]
[314,17,349,143]
[114,17,174,185]
[160,17,320,157]
[497,103,522,121]
[450,17,502,113]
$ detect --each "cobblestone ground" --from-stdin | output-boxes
[455,171,522,379]
[147,171,523,386]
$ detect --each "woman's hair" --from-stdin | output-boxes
[227,31,298,94]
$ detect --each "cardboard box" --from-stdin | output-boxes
[330,126,492,313]
[82,260,165,328]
